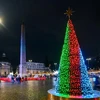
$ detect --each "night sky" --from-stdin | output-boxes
[0,0,100,66]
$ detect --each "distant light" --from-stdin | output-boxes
[10,72,13,75]
[2,63,4,66]
[54,63,57,65]
[93,77,96,82]
[28,60,32,62]
[0,18,2,24]
[53,71,58,75]
[86,58,91,61]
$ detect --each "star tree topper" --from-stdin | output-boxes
[64,7,74,19]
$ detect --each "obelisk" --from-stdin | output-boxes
[19,22,27,77]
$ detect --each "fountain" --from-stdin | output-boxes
[47,8,100,100]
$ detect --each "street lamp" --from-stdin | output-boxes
[86,58,91,70]
[0,17,4,27]
[0,18,2,24]
[54,63,57,70]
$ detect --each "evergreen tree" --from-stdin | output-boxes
[56,9,93,96]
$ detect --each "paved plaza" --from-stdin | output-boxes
[0,78,100,100]
[0,79,53,100]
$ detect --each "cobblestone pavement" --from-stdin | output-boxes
[0,79,53,100]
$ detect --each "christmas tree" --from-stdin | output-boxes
[56,8,93,96]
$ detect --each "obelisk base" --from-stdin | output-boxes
[19,64,27,77]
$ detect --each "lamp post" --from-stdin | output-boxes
[54,63,57,70]
[0,18,2,24]
[86,58,91,70]
[0,17,4,27]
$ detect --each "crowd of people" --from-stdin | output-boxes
[11,75,27,84]
[0,73,54,83]
[89,73,100,89]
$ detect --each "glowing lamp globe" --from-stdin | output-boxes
[0,18,2,24]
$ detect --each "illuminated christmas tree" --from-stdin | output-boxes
[55,8,93,96]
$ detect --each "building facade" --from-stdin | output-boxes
[0,53,11,76]
[0,62,11,76]
[26,60,49,74]
[17,60,49,75]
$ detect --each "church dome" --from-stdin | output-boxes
[0,53,9,62]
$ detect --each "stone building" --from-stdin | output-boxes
[0,53,11,76]
[26,60,49,75]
